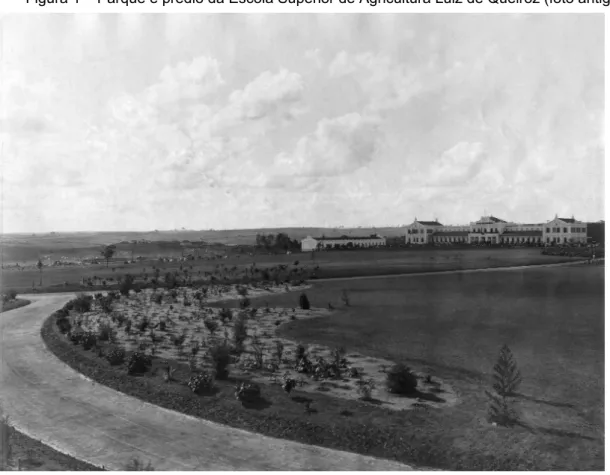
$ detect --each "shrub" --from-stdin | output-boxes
[357,378,376,400]
[274,340,285,364]
[106,347,126,366]
[219,308,233,324]
[81,332,97,351]
[295,344,307,365]
[233,315,248,351]
[68,330,84,345]
[127,352,151,374]
[56,317,72,334]
[209,344,231,380]
[187,371,215,394]
[138,317,149,333]
[299,293,310,310]
[385,363,418,395]
[72,294,92,313]
[152,293,163,305]
[99,296,114,313]
[237,286,249,297]
[235,382,261,402]
[204,319,218,336]
[98,322,113,341]
[171,333,186,347]
[6,289,17,301]
[251,336,265,369]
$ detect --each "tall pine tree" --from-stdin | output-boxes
[486,344,522,426]
[492,344,522,396]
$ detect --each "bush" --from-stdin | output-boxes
[72,294,93,313]
[233,315,248,351]
[209,344,231,380]
[6,289,17,301]
[68,330,84,345]
[187,371,215,394]
[204,319,218,336]
[99,296,114,313]
[171,333,186,347]
[81,332,97,351]
[127,352,151,374]
[120,274,135,296]
[356,378,376,400]
[219,308,233,324]
[106,347,126,366]
[235,382,261,402]
[98,322,113,341]
[385,363,418,395]
[299,293,310,310]
[56,317,72,334]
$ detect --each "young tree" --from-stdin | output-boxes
[486,344,522,426]
[492,344,522,397]
[299,293,310,310]
[101,245,116,268]
[36,259,43,286]
[341,289,350,306]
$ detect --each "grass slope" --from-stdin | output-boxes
[4,247,580,293]
[0,299,31,313]
[41,264,603,470]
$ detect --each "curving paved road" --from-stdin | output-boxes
[0,293,415,471]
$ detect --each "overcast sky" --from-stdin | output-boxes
[1,14,604,233]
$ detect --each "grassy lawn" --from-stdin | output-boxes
[4,247,580,293]
[41,264,603,470]
[268,264,604,470]
[0,298,31,313]
[3,427,100,471]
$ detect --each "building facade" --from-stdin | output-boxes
[301,234,386,251]
[405,215,588,246]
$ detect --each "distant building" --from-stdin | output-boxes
[405,214,588,245]
[301,234,386,251]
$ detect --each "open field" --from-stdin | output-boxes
[1,227,407,265]
[2,247,586,294]
[41,263,604,470]
[0,298,31,313]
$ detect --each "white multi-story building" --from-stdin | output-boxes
[405,215,587,246]
[301,234,386,251]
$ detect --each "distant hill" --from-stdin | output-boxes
[1,226,408,264]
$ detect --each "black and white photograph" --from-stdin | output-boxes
[0,13,605,471]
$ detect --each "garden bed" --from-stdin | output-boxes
[41,284,486,470]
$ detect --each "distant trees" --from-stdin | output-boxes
[101,245,116,268]
[255,233,300,253]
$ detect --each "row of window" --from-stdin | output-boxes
[545,227,586,233]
